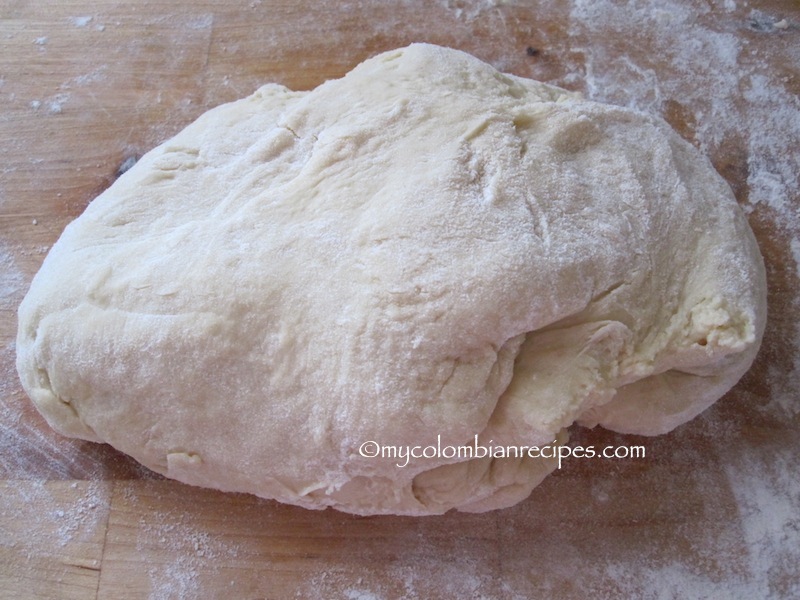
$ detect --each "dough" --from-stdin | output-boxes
[16,44,766,515]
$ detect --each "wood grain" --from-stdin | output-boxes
[1,1,798,598]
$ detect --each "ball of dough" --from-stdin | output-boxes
[16,44,766,515]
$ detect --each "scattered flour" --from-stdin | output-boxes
[0,244,24,311]
[722,449,800,599]
[0,480,109,584]
[45,92,70,115]
[62,66,108,88]
[120,486,241,599]
[552,1,800,596]
[439,0,508,21]
[69,16,93,28]
[0,340,95,479]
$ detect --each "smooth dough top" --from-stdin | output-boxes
[17,43,766,515]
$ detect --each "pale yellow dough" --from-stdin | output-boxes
[16,44,766,515]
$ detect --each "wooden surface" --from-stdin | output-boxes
[1,1,799,598]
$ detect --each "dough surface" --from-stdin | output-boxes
[17,44,766,515]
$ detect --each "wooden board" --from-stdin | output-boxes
[1,1,799,598]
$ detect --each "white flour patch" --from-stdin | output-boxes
[768,239,800,420]
[44,92,70,114]
[0,480,108,556]
[0,244,25,310]
[742,74,800,219]
[439,0,507,21]
[722,449,800,598]
[184,14,214,30]
[61,66,108,88]
[343,589,384,600]
[69,16,93,28]
[567,1,738,146]
[791,239,800,279]
[118,486,241,600]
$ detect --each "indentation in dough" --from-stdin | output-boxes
[166,451,203,474]
[411,455,493,508]
[548,113,603,154]
[512,113,539,133]
[462,118,490,142]
[29,384,101,442]
[152,147,201,172]
[493,73,526,98]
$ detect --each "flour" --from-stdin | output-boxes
[0,480,108,587]
[440,0,507,21]
[63,66,108,88]
[556,0,800,596]
[294,534,501,599]
[0,244,24,311]
[45,93,69,115]
[115,484,240,600]
[69,16,93,28]
[723,449,800,598]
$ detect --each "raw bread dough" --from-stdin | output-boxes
[16,44,766,515]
